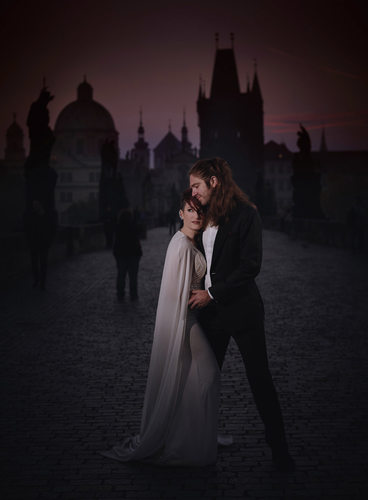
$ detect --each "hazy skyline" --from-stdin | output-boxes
[1,0,367,158]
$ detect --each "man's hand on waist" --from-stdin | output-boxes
[188,290,212,309]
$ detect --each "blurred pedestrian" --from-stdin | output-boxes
[24,199,57,290]
[113,208,142,301]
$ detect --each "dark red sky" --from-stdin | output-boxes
[1,0,367,158]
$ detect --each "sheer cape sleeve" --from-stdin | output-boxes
[137,231,194,453]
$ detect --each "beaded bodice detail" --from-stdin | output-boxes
[191,247,206,291]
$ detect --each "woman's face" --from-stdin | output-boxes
[180,202,203,232]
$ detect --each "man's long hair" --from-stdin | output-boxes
[181,188,203,214]
[189,157,255,226]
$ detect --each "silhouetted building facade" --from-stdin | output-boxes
[149,115,198,225]
[197,36,264,200]
[52,78,119,224]
[121,112,151,216]
[318,150,368,223]
[154,126,182,171]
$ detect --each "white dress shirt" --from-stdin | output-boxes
[202,225,218,297]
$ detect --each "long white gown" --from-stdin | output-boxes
[101,231,221,466]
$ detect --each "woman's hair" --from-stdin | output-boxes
[189,157,255,225]
[181,188,203,214]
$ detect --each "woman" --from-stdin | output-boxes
[101,189,220,466]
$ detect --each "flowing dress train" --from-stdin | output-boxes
[101,231,220,466]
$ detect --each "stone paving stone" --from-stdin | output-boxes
[1,227,368,499]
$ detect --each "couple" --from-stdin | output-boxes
[101,158,294,471]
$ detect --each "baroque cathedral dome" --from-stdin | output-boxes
[53,78,118,163]
[55,78,116,133]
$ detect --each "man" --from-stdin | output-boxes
[113,208,142,301]
[188,157,294,472]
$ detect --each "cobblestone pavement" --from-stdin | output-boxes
[1,228,367,500]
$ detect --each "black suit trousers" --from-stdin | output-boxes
[199,302,288,453]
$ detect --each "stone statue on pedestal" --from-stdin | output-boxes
[292,124,324,219]
[23,86,58,290]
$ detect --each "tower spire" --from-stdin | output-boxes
[132,106,149,168]
[138,107,144,139]
[251,59,262,102]
[181,108,191,152]
[77,77,93,101]
[215,32,219,49]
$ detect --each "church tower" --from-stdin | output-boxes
[181,110,192,153]
[197,34,264,199]
[130,109,150,168]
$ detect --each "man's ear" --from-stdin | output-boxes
[210,176,219,188]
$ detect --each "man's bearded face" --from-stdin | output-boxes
[190,174,213,206]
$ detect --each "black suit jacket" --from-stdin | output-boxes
[113,213,142,258]
[198,202,264,333]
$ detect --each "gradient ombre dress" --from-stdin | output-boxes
[101,231,220,466]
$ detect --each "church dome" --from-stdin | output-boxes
[7,114,24,139]
[5,113,25,162]
[54,78,116,133]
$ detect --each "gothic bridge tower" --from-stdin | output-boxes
[197,33,264,199]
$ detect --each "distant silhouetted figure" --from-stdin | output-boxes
[102,205,115,249]
[113,209,142,301]
[24,195,57,289]
[24,86,58,289]
[99,139,128,248]
[133,207,147,239]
